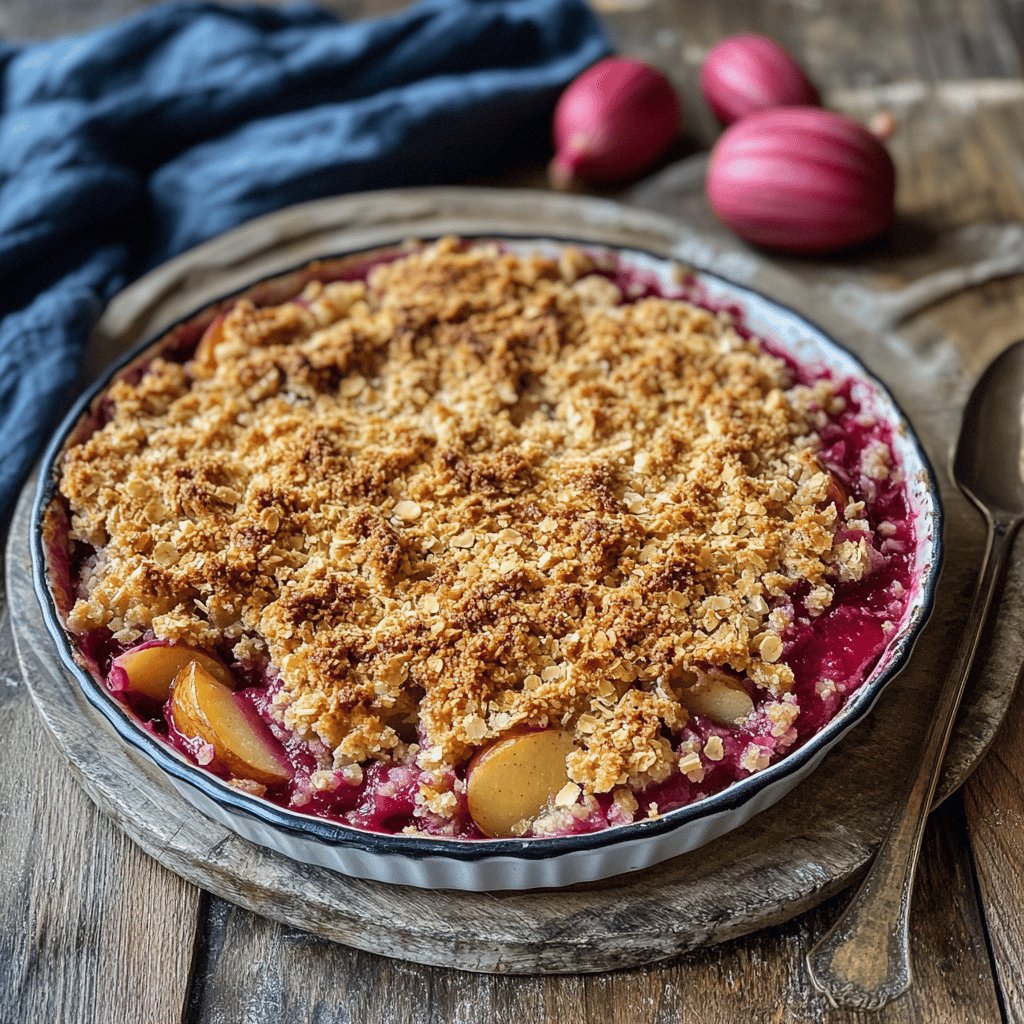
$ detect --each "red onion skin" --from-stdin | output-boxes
[706,107,896,254]
[701,34,818,125]
[551,57,681,186]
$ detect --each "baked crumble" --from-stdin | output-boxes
[52,238,915,838]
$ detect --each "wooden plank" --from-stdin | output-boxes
[0,545,203,1024]
[960,318,1024,1024]
[993,0,1024,66]
[182,797,999,1024]
[900,0,1023,79]
[0,0,404,41]
[2,2,1023,1023]
[705,797,1002,1024]
[597,0,1024,150]
[965,693,1024,1024]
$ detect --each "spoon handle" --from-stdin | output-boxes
[807,516,1018,1011]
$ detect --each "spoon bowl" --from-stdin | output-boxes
[953,339,1024,521]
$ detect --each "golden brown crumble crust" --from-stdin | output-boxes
[59,238,867,799]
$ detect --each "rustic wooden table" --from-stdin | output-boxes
[3,1,1024,1022]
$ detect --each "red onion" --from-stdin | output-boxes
[701,34,818,125]
[706,107,896,254]
[549,57,681,187]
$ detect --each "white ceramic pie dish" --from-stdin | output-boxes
[31,192,942,891]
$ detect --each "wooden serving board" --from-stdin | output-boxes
[8,189,1024,975]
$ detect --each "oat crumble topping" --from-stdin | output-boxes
[58,238,876,805]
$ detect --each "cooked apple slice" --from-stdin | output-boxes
[170,662,292,786]
[110,642,234,703]
[681,672,755,727]
[466,728,576,838]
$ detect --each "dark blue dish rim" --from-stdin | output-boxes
[31,234,945,863]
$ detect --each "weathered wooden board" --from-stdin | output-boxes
[4,1,1024,1021]
[8,185,1024,978]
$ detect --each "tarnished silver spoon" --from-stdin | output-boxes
[807,339,1024,1010]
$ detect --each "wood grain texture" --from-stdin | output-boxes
[965,697,1024,1024]
[174,798,1002,1024]
[0,537,203,1024]
[3,1,1024,1022]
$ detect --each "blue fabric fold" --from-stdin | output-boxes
[0,0,610,518]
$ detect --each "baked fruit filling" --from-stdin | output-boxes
[49,238,916,839]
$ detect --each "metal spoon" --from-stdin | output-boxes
[807,339,1024,1010]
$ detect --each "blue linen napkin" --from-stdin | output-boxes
[0,0,610,519]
